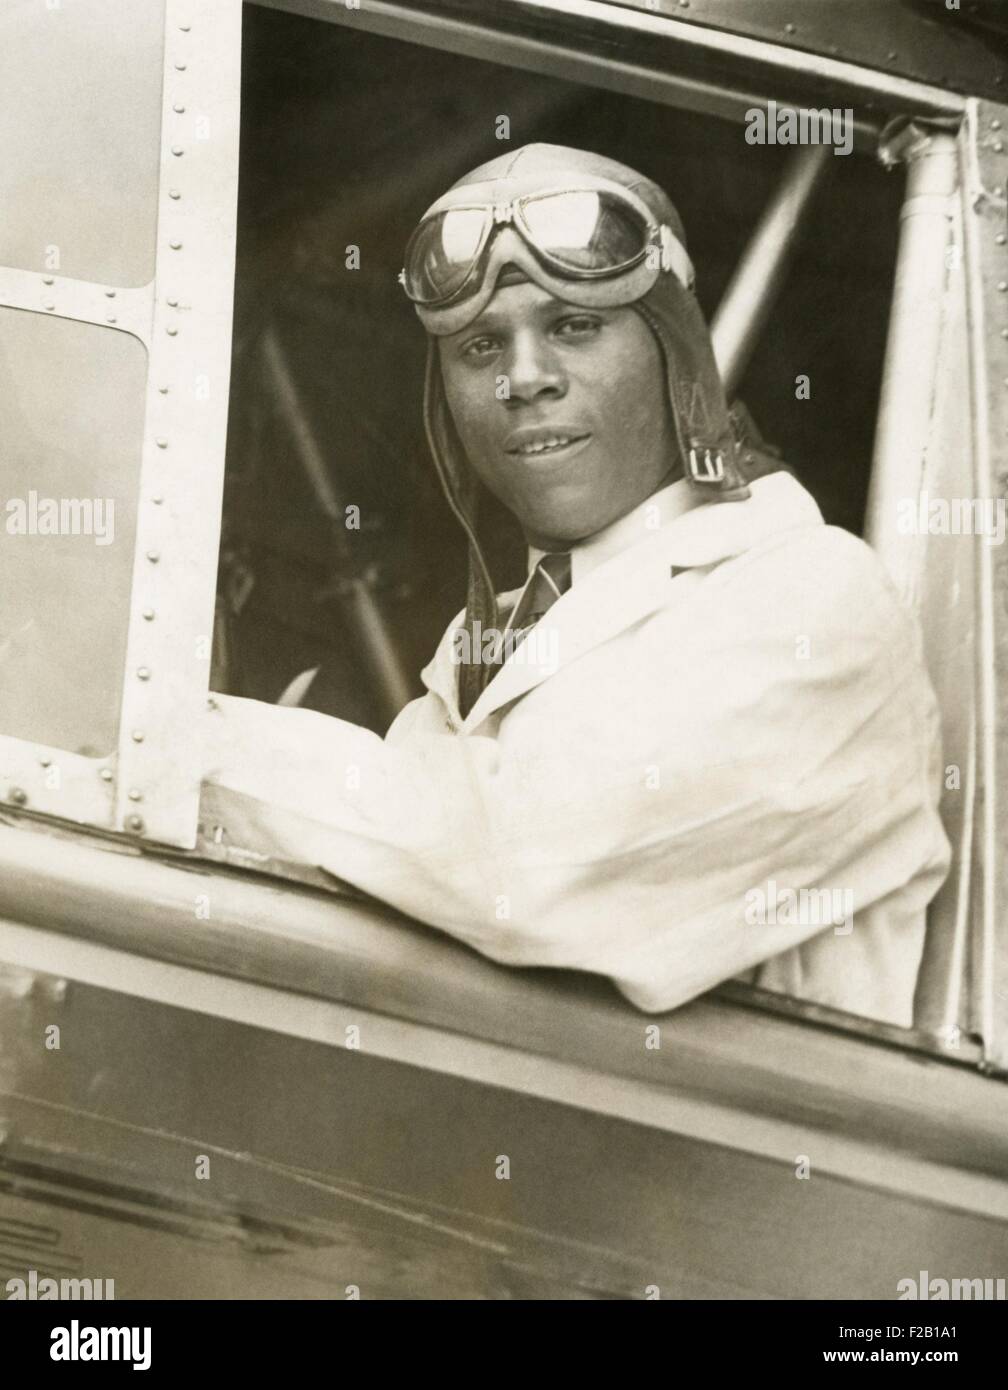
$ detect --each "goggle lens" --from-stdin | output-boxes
[403,189,654,305]
[405,207,490,303]
[518,190,650,272]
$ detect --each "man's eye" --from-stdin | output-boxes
[461,336,499,359]
[555,315,601,337]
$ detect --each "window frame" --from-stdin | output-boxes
[0,0,241,848]
[242,0,1004,1069]
[252,0,966,138]
[962,96,1008,1076]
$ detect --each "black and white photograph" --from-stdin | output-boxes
[1,0,1007,1342]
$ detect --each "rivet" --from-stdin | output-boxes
[158,385,170,394]
[128,788,143,802]
[9,788,27,806]
[995,187,1005,198]
[40,977,68,1005]
[42,276,53,285]
[166,325,178,336]
[993,120,1003,131]
[142,608,155,621]
[146,550,160,563]
[106,315,117,324]
[39,756,51,768]
[785,22,796,34]
[43,301,54,311]
[168,189,181,200]
[169,240,183,250]
[99,767,114,782]
[105,289,116,298]
[171,145,184,157]
[998,233,1007,245]
[151,494,164,505]
[886,51,897,61]
[126,814,145,833]
[179,22,191,30]
[167,296,179,307]
[173,103,185,114]
[156,437,169,448]
[998,281,1008,292]
[137,667,151,681]
[995,142,1005,153]
[131,731,145,744]
[1002,328,1008,339]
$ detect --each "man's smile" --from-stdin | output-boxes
[503,424,593,459]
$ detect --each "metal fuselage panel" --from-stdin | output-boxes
[2,963,1006,1299]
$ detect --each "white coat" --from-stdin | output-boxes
[202,471,951,1027]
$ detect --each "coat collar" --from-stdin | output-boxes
[420,471,823,731]
[528,475,700,586]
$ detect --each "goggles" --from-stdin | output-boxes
[400,177,695,336]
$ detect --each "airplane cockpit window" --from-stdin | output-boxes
[0,0,160,754]
[0,310,144,755]
[207,6,961,1040]
[0,0,238,846]
[0,0,163,286]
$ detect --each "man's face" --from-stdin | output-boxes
[437,281,680,550]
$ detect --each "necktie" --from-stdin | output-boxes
[503,551,572,654]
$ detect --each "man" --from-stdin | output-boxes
[203,143,950,1027]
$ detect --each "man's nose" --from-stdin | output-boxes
[502,331,567,405]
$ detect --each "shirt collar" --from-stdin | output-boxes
[527,475,699,585]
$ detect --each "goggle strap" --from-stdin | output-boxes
[659,225,695,291]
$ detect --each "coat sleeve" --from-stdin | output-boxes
[200,525,950,1011]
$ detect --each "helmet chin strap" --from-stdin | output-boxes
[630,298,750,502]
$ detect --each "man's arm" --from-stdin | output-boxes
[201,526,950,1011]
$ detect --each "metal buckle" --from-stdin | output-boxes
[659,224,674,274]
[688,447,726,484]
[492,201,515,225]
